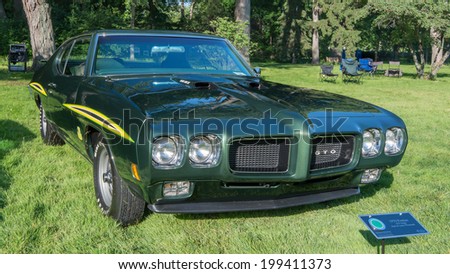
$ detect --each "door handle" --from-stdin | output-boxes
[48,83,57,89]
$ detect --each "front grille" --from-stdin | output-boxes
[229,138,290,173]
[310,135,355,170]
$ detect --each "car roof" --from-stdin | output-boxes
[85,29,224,40]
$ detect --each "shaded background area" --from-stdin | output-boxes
[1,1,449,67]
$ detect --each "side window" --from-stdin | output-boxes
[57,42,73,75]
[65,37,91,76]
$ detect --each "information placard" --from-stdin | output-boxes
[359,212,429,240]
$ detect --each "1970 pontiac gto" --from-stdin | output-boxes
[29,30,407,225]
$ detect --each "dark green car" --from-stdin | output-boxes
[29,30,407,225]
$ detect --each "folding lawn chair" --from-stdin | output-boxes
[319,65,339,82]
[386,61,402,77]
[341,59,363,83]
[358,58,375,77]
[372,61,385,76]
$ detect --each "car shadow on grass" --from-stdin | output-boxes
[174,172,394,221]
[0,120,36,222]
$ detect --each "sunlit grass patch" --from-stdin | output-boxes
[0,63,449,254]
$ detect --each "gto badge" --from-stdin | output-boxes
[315,149,337,156]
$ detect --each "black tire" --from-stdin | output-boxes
[39,104,64,145]
[93,134,145,226]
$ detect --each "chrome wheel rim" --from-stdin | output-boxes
[98,146,113,207]
[41,108,47,136]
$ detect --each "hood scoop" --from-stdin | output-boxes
[248,81,261,88]
[194,81,212,89]
[176,78,217,90]
[235,79,262,89]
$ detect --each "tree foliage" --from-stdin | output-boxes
[1,0,449,78]
[208,17,251,55]
[368,1,450,79]
[320,1,367,57]
[0,0,29,56]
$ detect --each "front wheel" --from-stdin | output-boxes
[93,135,145,225]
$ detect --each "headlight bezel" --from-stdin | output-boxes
[384,127,406,156]
[362,128,382,158]
[189,134,221,168]
[152,135,185,169]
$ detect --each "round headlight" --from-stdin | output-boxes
[189,135,221,167]
[362,129,381,158]
[152,136,184,167]
[385,127,405,155]
[190,136,212,163]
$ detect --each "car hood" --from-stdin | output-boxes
[103,74,385,120]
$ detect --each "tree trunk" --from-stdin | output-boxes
[311,1,320,65]
[374,40,381,61]
[180,0,185,21]
[189,0,195,20]
[279,1,293,62]
[22,0,55,71]
[130,0,135,28]
[429,49,450,79]
[430,27,443,67]
[234,0,250,62]
[393,45,399,60]
[0,0,6,19]
[409,42,425,79]
[292,20,301,64]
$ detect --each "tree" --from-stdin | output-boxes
[180,0,185,21]
[278,0,304,63]
[369,2,425,78]
[321,1,365,58]
[311,0,320,64]
[427,3,450,79]
[125,0,148,28]
[209,17,250,55]
[0,0,7,19]
[189,0,195,20]
[369,1,450,79]
[234,0,250,61]
[177,0,234,32]
[22,0,55,70]
[146,0,170,29]
[129,0,136,28]
[251,0,282,61]
[431,28,443,67]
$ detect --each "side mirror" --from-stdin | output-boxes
[253,67,261,77]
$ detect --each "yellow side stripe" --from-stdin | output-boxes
[63,104,134,143]
[29,82,47,96]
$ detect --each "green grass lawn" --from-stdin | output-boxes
[0,63,449,254]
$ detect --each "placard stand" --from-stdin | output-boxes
[359,212,429,254]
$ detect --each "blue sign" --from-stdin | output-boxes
[359,212,429,240]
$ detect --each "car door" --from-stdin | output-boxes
[46,36,91,151]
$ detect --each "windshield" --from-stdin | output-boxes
[94,35,252,76]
